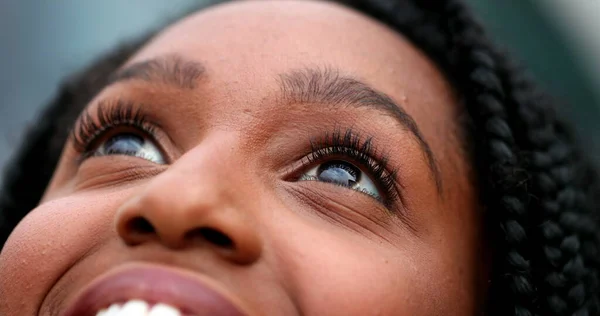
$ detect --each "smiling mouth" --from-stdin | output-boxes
[63,263,249,316]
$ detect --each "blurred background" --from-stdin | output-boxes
[0,0,599,181]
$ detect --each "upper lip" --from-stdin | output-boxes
[62,262,251,316]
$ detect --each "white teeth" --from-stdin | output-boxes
[148,303,181,316]
[118,300,150,315]
[95,300,182,316]
[105,304,122,316]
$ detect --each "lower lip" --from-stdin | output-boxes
[62,263,247,316]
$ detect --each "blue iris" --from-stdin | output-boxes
[93,133,165,164]
[104,134,144,155]
[317,161,360,187]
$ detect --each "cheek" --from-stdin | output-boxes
[0,190,127,314]
[269,217,470,316]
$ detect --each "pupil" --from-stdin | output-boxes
[317,161,360,187]
[105,134,144,154]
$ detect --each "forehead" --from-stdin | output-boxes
[124,0,466,194]
[131,1,454,101]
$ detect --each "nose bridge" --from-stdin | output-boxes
[139,142,234,214]
[147,133,247,210]
[115,138,262,264]
[162,148,231,207]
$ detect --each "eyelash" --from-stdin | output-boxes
[300,128,399,207]
[71,100,158,158]
[71,102,399,206]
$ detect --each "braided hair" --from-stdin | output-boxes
[0,0,598,315]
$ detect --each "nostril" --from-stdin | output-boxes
[128,217,155,234]
[191,227,234,249]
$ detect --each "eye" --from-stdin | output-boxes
[92,133,165,164]
[299,160,381,200]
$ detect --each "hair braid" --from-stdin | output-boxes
[439,3,539,315]
[499,60,600,315]
[417,1,600,314]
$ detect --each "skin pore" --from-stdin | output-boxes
[0,1,486,315]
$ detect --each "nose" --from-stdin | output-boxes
[115,152,262,265]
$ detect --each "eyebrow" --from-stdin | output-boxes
[108,57,441,191]
[109,55,205,89]
[278,67,442,192]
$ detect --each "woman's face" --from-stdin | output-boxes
[0,1,485,315]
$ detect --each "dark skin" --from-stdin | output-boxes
[0,1,486,315]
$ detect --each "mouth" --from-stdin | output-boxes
[62,263,249,316]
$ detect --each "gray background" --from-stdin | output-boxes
[1,0,599,180]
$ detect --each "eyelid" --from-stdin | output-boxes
[70,99,176,164]
[284,151,412,227]
[83,127,167,162]
[284,128,403,209]
[292,151,398,206]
